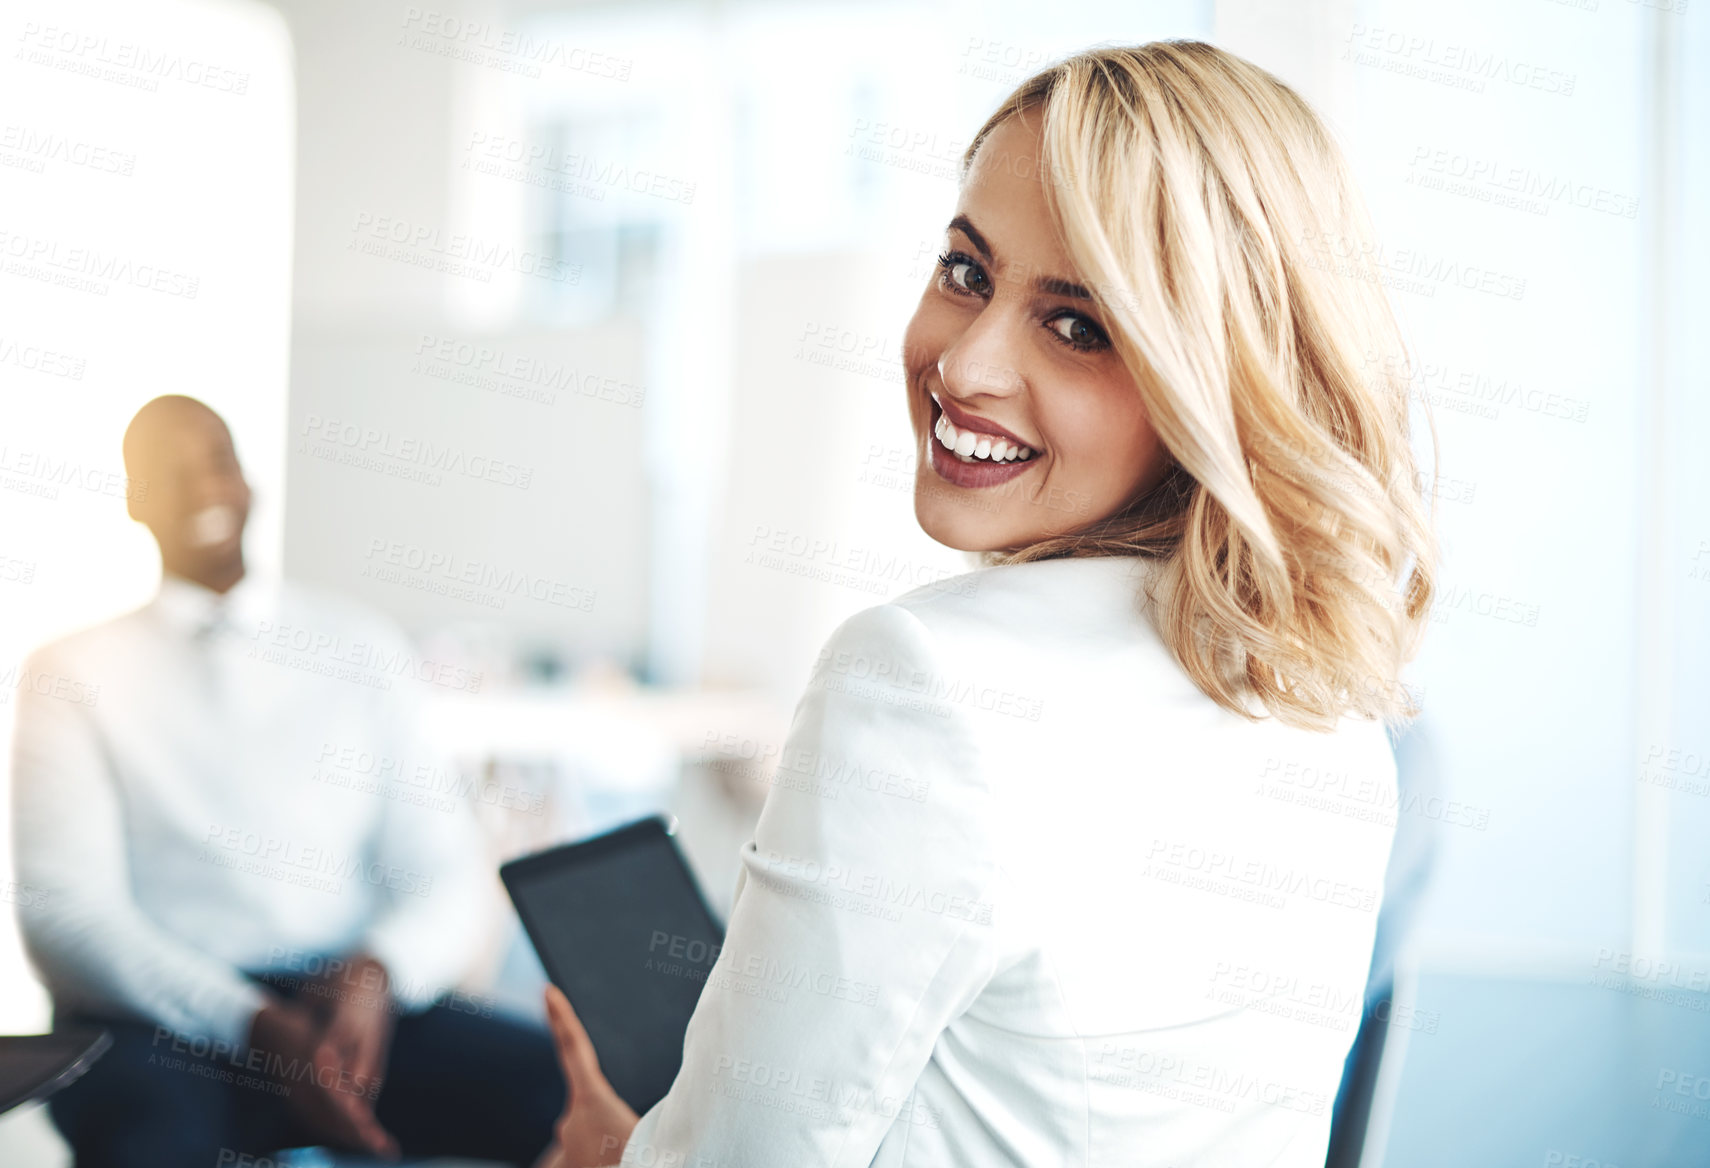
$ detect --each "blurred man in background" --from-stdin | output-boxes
[10,395,561,1166]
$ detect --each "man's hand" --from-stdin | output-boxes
[248,995,399,1159]
[533,984,641,1168]
[319,953,396,1104]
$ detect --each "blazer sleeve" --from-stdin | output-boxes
[620,603,1002,1168]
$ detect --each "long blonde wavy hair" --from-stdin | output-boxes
[968,41,1437,731]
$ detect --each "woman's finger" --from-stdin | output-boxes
[544,983,601,1086]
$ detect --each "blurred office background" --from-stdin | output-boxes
[1,0,1706,1163]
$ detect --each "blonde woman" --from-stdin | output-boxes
[539,40,1436,1168]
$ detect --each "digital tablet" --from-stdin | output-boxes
[0,1028,112,1113]
[500,815,726,1113]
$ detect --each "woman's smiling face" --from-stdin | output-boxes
[903,113,1169,553]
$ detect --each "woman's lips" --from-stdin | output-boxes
[925,398,1041,490]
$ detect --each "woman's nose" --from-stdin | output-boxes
[937,313,1025,401]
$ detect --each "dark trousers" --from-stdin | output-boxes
[48,979,563,1168]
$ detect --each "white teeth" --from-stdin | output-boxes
[190,504,238,547]
[932,407,1038,463]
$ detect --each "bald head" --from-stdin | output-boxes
[123,395,250,592]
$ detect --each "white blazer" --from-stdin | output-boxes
[622,554,1397,1167]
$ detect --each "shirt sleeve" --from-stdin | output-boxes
[620,603,1003,1168]
[358,626,490,1012]
[9,644,267,1048]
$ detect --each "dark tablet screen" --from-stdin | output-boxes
[500,815,726,1113]
[0,1028,113,1112]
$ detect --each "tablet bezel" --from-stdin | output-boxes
[498,814,728,1099]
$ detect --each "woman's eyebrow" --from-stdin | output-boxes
[948,214,1092,301]
[948,214,995,261]
[1035,273,1093,301]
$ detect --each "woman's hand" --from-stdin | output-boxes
[533,983,641,1168]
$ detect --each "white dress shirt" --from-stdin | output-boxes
[622,554,1398,1167]
[9,571,487,1049]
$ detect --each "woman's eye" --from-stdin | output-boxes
[936,252,990,297]
[1047,313,1109,352]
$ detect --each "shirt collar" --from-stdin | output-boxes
[153,571,281,638]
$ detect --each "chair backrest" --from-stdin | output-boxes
[1324,985,1392,1168]
[1325,716,1444,1167]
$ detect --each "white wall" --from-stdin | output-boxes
[273,0,656,669]
[0,0,296,1031]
